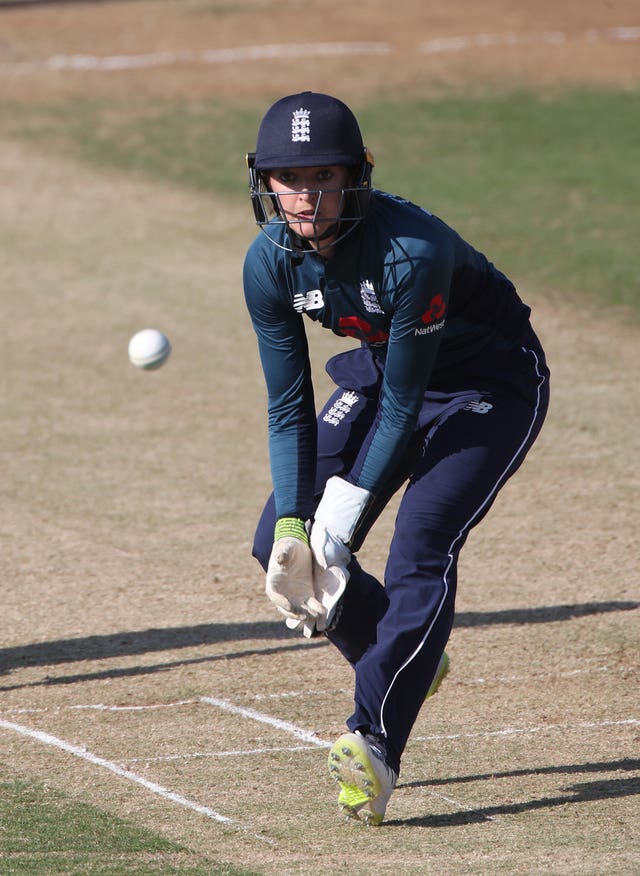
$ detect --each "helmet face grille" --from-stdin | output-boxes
[247,158,373,253]
[247,93,374,253]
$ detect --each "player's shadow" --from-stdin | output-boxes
[1,599,636,691]
[0,620,325,691]
[390,757,640,826]
[453,600,639,628]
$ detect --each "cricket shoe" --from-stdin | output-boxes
[328,731,397,825]
[425,651,450,700]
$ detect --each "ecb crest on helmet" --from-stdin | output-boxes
[292,108,311,143]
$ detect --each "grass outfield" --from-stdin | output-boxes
[0,87,638,316]
[0,778,259,875]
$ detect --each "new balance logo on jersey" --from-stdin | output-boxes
[360,279,383,314]
[293,289,324,312]
[465,400,494,414]
[323,391,360,427]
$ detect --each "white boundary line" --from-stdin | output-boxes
[419,27,640,54]
[0,28,638,75]
[0,41,389,73]
[0,717,275,845]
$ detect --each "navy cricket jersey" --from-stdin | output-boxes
[243,190,532,521]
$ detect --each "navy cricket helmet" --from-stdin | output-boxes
[253,91,366,169]
[246,91,374,252]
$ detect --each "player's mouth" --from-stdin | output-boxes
[288,210,324,226]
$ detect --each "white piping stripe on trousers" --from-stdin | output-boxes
[380,347,548,738]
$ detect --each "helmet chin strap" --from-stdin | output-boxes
[287,220,341,255]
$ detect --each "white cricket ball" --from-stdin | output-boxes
[128,328,172,370]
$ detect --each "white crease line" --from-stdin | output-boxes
[248,665,622,699]
[424,787,498,820]
[126,744,319,763]
[200,695,330,748]
[252,687,350,701]
[1,664,629,715]
[245,665,626,700]
[462,666,612,686]
[2,700,199,715]
[0,28,638,75]
[415,718,639,742]
[115,717,640,765]
[71,699,198,711]
[0,718,274,845]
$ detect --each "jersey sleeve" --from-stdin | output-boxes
[243,241,317,522]
[349,233,454,492]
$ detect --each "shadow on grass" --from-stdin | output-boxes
[391,758,640,826]
[1,599,636,690]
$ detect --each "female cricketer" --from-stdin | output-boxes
[242,91,550,824]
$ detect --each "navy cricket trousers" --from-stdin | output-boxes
[253,333,550,774]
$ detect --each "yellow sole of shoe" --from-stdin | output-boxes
[425,651,450,699]
[328,734,382,816]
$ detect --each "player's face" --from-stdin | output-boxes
[267,165,351,250]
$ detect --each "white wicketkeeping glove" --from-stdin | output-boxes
[266,518,324,623]
[310,476,371,569]
[285,559,349,638]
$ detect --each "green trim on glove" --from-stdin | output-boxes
[274,516,309,546]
